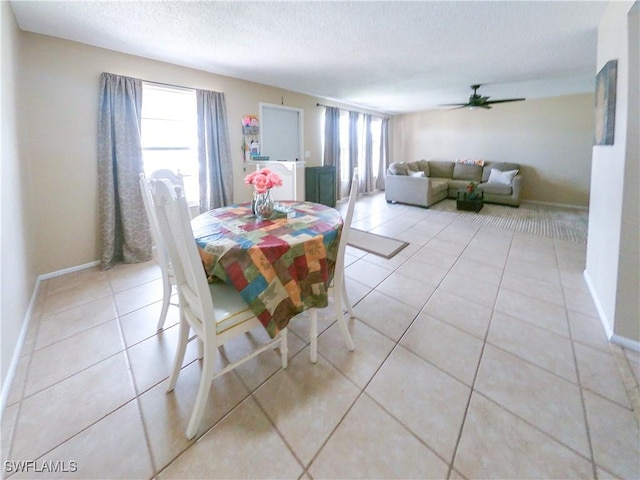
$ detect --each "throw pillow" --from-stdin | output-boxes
[407,161,420,172]
[409,170,425,178]
[457,158,485,167]
[488,168,519,185]
[482,162,521,182]
[416,159,430,176]
[389,162,409,175]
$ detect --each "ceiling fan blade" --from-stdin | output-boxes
[484,98,526,104]
[444,85,526,109]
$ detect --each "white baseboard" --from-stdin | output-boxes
[583,269,640,352]
[583,269,614,338]
[611,334,640,353]
[38,260,101,280]
[524,199,589,210]
[1,260,101,420]
[0,277,42,420]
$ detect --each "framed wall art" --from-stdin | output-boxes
[594,59,618,146]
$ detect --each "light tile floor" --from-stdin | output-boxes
[3,193,639,479]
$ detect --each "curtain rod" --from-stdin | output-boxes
[105,72,192,91]
[143,79,196,92]
[316,102,389,119]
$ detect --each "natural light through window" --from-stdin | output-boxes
[325,111,383,189]
[141,83,199,204]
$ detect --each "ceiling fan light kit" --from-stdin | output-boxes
[441,84,526,110]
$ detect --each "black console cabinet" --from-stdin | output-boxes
[305,166,337,207]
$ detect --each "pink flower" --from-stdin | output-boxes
[252,173,269,193]
[267,172,283,188]
[244,171,257,185]
[244,168,283,193]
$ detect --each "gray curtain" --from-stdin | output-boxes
[97,72,151,269]
[323,106,342,199]
[362,114,375,193]
[196,89,233,213]
[348,111,359,191]
[376,117,389,190]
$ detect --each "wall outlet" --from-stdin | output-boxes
[304,150,311,158]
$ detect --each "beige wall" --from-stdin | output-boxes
[391,94,595,207]
[586,0,639,345]
[18,32,368,276]
[617,4,639,343]
[1,3,37,397]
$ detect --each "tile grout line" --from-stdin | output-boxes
[608,343,640,425]
[6,272,149,472]
[556,241,600,480]
[107,271,160,478]
[443,223,509,479]
[287,219,463,475]
[301,332,420,475]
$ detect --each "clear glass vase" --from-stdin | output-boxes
[254,190,274,220]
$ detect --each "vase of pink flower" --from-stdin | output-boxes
[244,167,283,220]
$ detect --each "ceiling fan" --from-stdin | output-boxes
[440,84,525,109]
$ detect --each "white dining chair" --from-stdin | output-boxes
[150,169,194,220]
[151,179,288,440]
[309,168,359,363]
[139,172,176,330]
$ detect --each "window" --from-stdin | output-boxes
[325,110,384,195]
[338,110,351,182]
[141,83,199,204]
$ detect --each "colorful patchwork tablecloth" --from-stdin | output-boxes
[192,201,343,337]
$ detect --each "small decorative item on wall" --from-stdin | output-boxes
[241,115,260,164]
[594,59,617,146]
[242,114,259,134]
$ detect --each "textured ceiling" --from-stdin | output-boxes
[10,0,608,114]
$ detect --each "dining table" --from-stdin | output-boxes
[191,201,344,338]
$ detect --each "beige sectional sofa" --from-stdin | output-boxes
[385,159,523,208]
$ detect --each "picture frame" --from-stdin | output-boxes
[594,59,617,146]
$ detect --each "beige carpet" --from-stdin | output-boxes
[348,229,410,258]
[429,199,589,243]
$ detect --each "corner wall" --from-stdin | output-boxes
[1,2,37,403]
[585,0,639,346]
[391,94,595,207]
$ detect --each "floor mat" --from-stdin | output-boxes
[348,229,410,258]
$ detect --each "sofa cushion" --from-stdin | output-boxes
[453,163,483,182]
[428,161,454,178]
[482,162,520,182]
[430,179,449,195]
[409,170,425,178]
[478,182,513,195]
[389,162,409,175]
[488,168,519,185]
[447,179,472,192]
